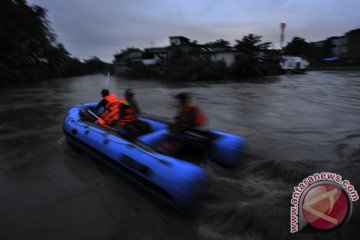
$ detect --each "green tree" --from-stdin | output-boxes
[114,47,142,62]
[234,34,271,53]
[0,0,104,86]
[232,34,275,78]
[204,39,231,49]
[0,0,56,84]
[257,42,272,50]
[284,37,309,56]
[85,57,107,73]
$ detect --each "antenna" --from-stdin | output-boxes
[106,72,110,89]
[280,21,286,51]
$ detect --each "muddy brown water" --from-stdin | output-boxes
[0,71,359,239]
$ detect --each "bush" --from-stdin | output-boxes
[165,55,228,81]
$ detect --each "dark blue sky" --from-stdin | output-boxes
[28,0,360,62]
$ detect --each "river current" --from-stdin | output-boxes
[0,71,359,239]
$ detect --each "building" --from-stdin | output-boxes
[331,36,348,57]
[169,36,191,46]
[313,40,325,48]
[319,28,360,60]
[144,36,197,63]
[113,49,143,74]
[114,34,283,74]
[201,47,238,67]
[114,36,194,73]
[346,29,360,60]
[143,47,168,65]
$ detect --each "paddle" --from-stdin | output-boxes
[87,109,100,120]
[86,109,116,130]
[87,110,152,144]
[106,72,110,89]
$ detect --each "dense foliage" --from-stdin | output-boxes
[0,0,108,87]
[284,37,334,59]
[115,34,280,81]
[203,39,231,49]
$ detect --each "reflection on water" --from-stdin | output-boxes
[0,71,359,239]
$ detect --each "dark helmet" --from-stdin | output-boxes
[175,92,190,104]
[101,89,110,96]
[125,88,134,98]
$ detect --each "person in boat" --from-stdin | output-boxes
[169,92,207,134]
[80,89,120,126]
[157,92,207,157]
[115,88,151,138]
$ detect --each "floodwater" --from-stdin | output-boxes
[0,71,359,239]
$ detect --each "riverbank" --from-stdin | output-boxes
[117,73,283,85]
[308,66,360,71]
[117,59,281,82]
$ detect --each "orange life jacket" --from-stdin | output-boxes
[182,103,206,126]
[118,98,137,125]
[100,94,120,125]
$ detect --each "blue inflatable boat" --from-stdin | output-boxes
[63,103,245,208]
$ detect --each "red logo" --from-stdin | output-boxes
[301,183,350,230]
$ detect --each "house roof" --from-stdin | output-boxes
[169,36,190,40]
[144,47,168,53]
[200,46,237,53]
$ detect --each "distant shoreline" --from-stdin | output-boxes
[308,66,360,71]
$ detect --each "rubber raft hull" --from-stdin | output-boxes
[63,103,245,208]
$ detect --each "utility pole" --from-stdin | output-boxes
[280,21,286,51]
